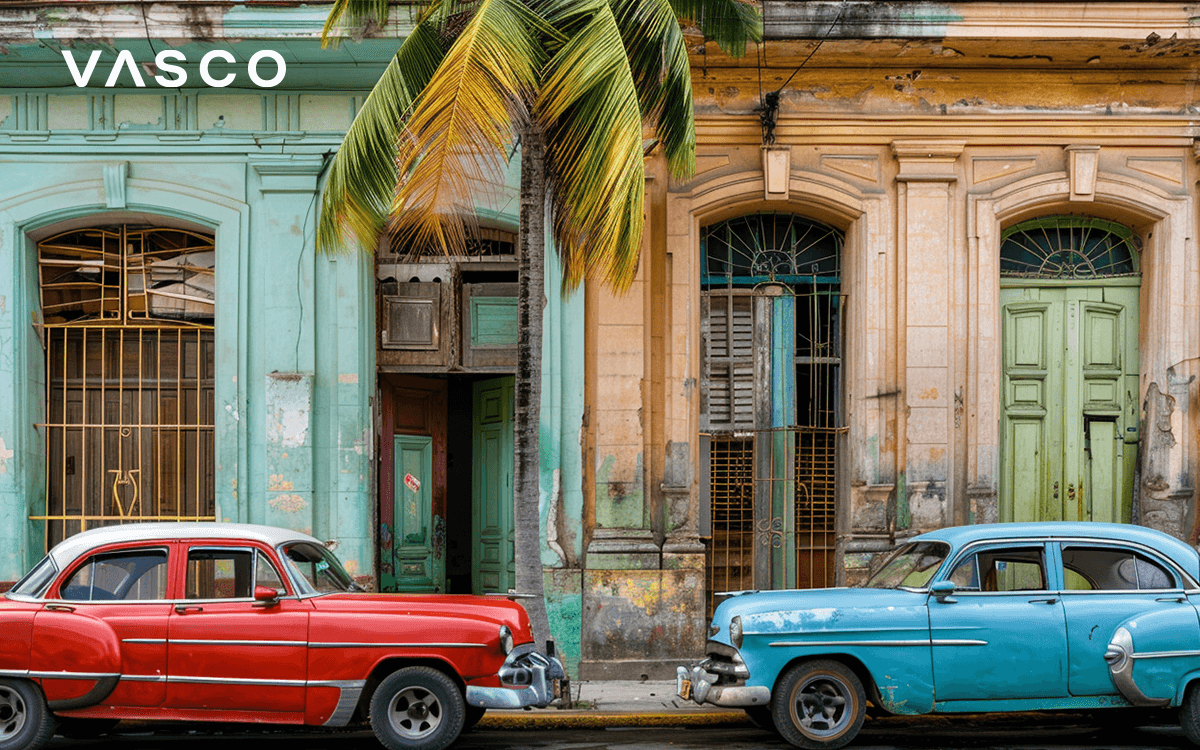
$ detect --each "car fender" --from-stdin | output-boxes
[31,608,121,709]
[1107,606,1200,707]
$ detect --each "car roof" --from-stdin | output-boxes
[46,522,323,569]
[910,522,1200,580]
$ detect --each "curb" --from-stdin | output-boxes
[476,710,750,729]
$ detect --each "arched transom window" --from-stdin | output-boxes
[1000,216,1140,280]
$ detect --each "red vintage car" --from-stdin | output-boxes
[0,522,565,750]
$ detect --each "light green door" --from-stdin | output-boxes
[393,434,444,591]
[1000,285,1139,523]
[472,377,515,594]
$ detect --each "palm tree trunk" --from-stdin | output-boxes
[514,125,551,648]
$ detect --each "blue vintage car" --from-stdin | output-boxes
[678,522,1200,748]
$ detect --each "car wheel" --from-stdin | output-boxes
[1181,683,1200,745]
[771,659,866,750]
[462,705,486,730]
[745,705,777,733]
[0,680,54,750]
[55,717,121,739]
[370,666,465,750]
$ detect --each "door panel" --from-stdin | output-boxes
[1000,285,1137,523]
[473,377,514,595]
[393,435,441,592]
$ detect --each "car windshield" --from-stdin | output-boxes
[7,556,57,598]
[278,541,363,595]
[863,542,950,589]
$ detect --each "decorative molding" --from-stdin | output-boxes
[892,139,965,182]
[763,146,791,200]
[971,156,1038,185]
[250,155,326,193]
[1066,145,1100,201]
[820,154,880,185]
[694,154,730,177]
[1127,156,1184,186]
[103,162,128,209]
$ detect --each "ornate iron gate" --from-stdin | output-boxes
[35,226,216,547]
[701,214,844,616]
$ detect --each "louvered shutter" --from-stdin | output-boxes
[702,292,755,431]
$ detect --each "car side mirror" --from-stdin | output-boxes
[253,585,281,607]
[930,581,957,603]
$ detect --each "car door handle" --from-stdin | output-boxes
[174,604,204,614]
[1028,597,1058,604]
[1156,596,1187,603]
[44,604,75,613]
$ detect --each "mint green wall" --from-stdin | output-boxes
[0,82,376,581]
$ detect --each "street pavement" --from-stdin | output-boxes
[45,681,1194,749]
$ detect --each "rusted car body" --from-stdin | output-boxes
[0,522,564,750]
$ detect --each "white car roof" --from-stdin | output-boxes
[46,522,324,569]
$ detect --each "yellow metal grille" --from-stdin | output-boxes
[35,227,216,548]
[795,427,837,590]
[705,438,755,614]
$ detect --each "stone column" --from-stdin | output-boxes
[893,140,965,534]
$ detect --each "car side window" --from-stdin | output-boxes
[950,546,1046,592]
[186,548,254,600]
[61,548,168,601]
[1061,546,1176,591]
[256,551,286,592]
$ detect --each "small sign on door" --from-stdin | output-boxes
[404,473,421,493]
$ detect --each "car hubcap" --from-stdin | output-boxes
[388,687,442,740]
[0,686,27,740]
[791,675,851,738]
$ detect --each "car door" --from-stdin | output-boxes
[166,544,310,713]
[1057,542,1189,695]
[928,542,1069,701]
[39,543,173,707]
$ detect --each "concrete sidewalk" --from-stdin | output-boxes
[477,681,750,728]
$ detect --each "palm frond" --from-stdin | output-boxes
[538,0,645,291]
[321,0,391,48]
[667,0,761,57]
[316,21,445,254]
[390,0,548,255]
[609,0,695,182]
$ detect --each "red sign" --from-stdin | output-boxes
[404,473,421,493]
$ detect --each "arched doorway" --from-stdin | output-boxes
[700,213,844,613]
[35,225,216,546]
[999,216,1140,523]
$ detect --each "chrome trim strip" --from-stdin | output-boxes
[29,671,120,680]
[1131,649,1200,660]
[171,639,307,647]
[120,675,167,683]
[123,638,167,644]
[1107,627,1170,707]
[166,675,307,687]
[318,680,367,727]
[769,639,987,648]
[0,670,29,678]
[309,642,485,649]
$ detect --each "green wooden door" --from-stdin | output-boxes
[393,434,444,591]
[472,377,515,594]
[1000,285,1139,523]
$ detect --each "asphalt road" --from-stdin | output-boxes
[46,715,1196,750]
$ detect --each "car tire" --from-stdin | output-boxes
[771,659,866,750]
[370,667,465,750]
[55,717,121,739]
[0,680,54,750]
[745,705,777,733]
[1181,683,1200,745]
[462,705,486,730]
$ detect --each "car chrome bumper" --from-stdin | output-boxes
[465,644,568,709]
[676,663,771,708]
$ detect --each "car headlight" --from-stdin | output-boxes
[729,616,743,648]
[499,625,514,655]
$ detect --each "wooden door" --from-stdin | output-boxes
[472,378,514,594]
[392,434,443,592]
[1000,285,1138,523]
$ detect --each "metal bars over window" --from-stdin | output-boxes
[35,227,216,548]
[1000,216,1140,280]
[701,214,844,618]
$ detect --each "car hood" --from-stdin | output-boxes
[712,587,929,641]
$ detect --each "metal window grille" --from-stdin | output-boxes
[35,227,215,548]
[1000,216,1140,280]
[701,214,844,618]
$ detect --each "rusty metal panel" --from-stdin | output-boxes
[382,283,442,351]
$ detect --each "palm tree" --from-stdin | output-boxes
[317,0,761,646]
